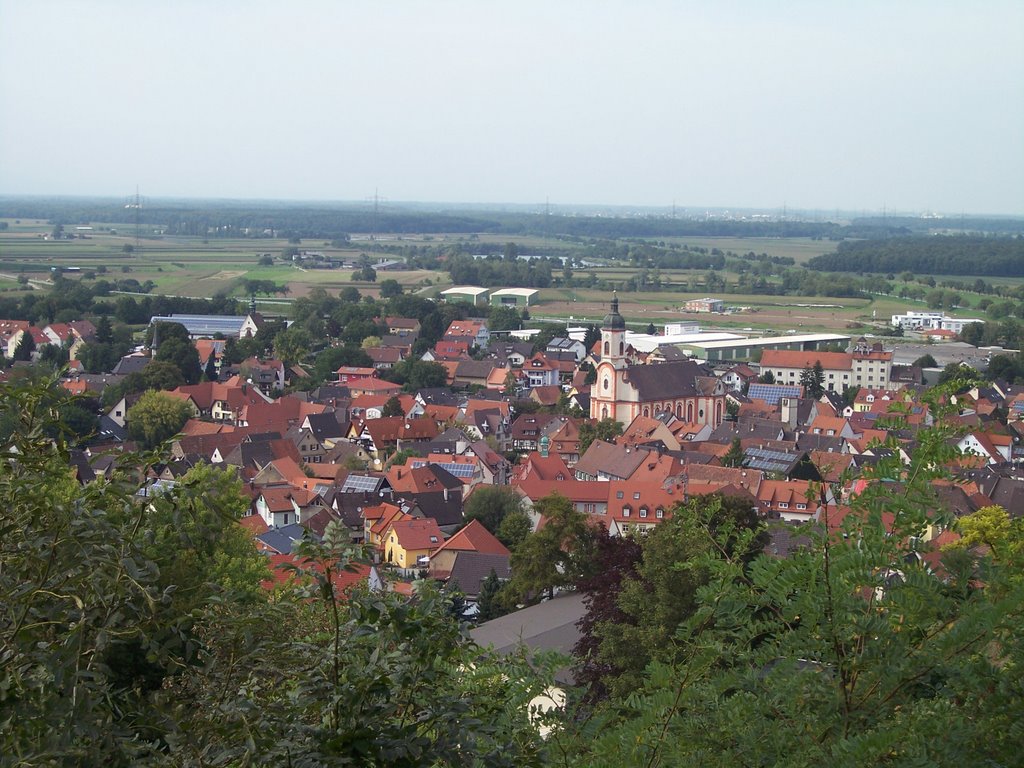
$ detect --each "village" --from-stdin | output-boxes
[1,287,1019,626]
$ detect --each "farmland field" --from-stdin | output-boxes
[1,217,1015,335]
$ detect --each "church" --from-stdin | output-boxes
[589,294,727,427]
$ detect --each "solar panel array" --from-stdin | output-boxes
[746,383,803,406]
[744,446,798,473]
[341,474,382,493]
[151,314,249,338]
[410,460,477,479]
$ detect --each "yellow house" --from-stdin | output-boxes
[382,517,445,569]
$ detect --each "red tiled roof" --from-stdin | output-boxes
[385,517,446,552]
[239,514,270,535]
[761,350,852,371]
[432,519,510,556]
[261,554,370,594]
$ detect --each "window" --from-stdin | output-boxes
[430,536,438,543]
[639,507,648,518]
[283,513,289,525]
[616,491,624,499]
[633,492,641,499]
[603,378,610,391]
[622,506,631,517]
[604,341,609,355]
[655,508,664,519]
[796,503,807,510]
[778,502,789,509]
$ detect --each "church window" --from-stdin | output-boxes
[604,341,609,355]
[619,342,624,355]
[699,409,704,419]
[676,404,682,418]
[643,407,649,417]
[603,378,610,391]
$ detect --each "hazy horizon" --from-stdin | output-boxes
[2,1,1022,216]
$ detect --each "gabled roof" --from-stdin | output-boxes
[393,490,465,528]
[255,522,312,555]
[385,517,446,552]
[574,440,647,480]
[262,553,370,594]
[445,552,512,597]
[620,360,719,401]
[360,416,441,445]
[432,519,510,557]
[761,350,853,371]
[444,319,487,339]
[387,463,463,494]
[513,450,573,482]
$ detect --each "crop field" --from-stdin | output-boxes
[654,236,836,263]
[1,217,1010,336]
[527,287,924,334]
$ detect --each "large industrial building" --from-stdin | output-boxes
[676,333,852,362]
[490,288,539,307]
[440,286,490,306]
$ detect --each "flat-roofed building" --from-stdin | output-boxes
[684,297,725,313]
[678,333,852,362]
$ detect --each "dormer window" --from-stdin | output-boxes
[655,508,664,519]
[622,506,631,517]
[639,507,649,518]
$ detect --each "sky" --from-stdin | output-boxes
[1,1,1022,215]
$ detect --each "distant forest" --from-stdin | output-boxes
[0,198,942,241]
[806,236,1024,277]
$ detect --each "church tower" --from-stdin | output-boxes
[601,292,627,370]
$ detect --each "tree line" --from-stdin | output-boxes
[807,236,1024,277]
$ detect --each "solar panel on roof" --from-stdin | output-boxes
[746,383,802,406]
[341,474,381,493]
[410,461,476,478]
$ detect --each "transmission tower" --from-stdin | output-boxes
[124,187,145,257]
[366,188,387,241]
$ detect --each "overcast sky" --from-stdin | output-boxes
[2,1,1022,215]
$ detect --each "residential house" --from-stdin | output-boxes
[574,440,648,482]
[757,479,834,523]
[546,337,587,363]
[427,519,510,577]
[444,319,490,349]
[381,517,446,571]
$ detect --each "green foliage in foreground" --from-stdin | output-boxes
[0,376,552,766]
[3,374,1024,766]
[551,393,1024,767]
